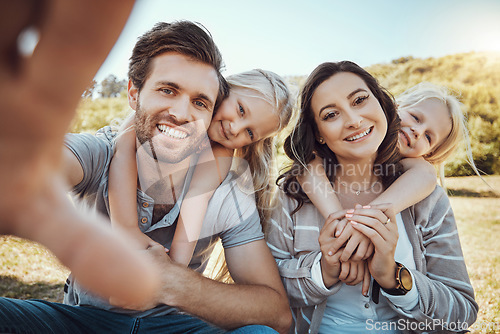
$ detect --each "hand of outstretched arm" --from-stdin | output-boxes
[1,0,136,215]
[370,157,437,213]
[298,155,343,219]
[19,171,160,308]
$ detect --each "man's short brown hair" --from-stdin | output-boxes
[128,21,229,109]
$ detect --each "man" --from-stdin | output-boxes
[0,0,160,308]
[0,21,292,333]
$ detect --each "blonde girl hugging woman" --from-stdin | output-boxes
[108,69,294,266]
[298,82,480,268]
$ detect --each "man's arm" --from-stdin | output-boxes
[144,241,292,333]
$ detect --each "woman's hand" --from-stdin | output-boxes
[347,204,399,289]
[323,205,375,262]
[319,212,345,287]
[318,245,371,295]
[319,211,371,295]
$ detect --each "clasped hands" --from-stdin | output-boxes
[318,204,399,296]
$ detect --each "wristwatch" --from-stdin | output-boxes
[382,262,413,295]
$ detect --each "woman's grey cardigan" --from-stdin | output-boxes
[266,186,478,334]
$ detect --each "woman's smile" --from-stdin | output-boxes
[344,126,373,142]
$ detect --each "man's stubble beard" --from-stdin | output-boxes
[133,100,208,164]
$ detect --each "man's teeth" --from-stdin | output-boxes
[346,128,371,141]
[157,125,187,139]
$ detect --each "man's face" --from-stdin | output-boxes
[129,52,219,163]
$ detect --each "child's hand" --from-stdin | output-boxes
[319,245,369,292]
[338,223,374,262]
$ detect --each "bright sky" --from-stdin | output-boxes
[95,0,500,83]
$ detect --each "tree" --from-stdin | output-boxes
[99,74,127,98]
[81,79,97,99]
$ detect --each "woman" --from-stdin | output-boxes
[267,61,477,333]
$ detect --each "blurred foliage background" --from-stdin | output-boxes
[71,51,500,176]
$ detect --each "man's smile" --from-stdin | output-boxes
[157,124,188,139]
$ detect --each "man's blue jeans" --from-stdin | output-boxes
[0,298,277,334]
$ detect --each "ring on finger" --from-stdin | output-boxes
[384,218,391,225]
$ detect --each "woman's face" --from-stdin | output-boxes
[311,72,388,163]
[207,89,279,149]
[398,99,452,158]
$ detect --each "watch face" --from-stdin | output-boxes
[400,267,413,291]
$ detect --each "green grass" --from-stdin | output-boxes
[445,175,500,198]
[449,194,500,334]
[1,176,499,332]
[0,235,68,302]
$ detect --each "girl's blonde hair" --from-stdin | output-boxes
[396,82,482,183]
[229,69,295,228]
[208,69,295,283]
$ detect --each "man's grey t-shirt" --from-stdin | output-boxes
[63,127,264,317]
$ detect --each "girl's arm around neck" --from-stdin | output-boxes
[108,126,151,247]
[170,142,233,265]
[298,155,343,219]
[370,157,437,213]
[188,142,233,193]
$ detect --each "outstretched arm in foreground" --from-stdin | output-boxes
[0,0,159,306]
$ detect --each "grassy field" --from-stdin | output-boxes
[1,176,499,333]
[445,176,500,334]
[0,235,68,302]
